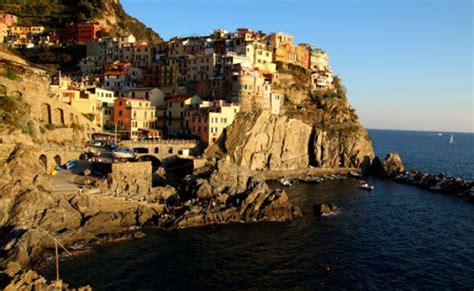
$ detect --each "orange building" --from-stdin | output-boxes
[113,97,156,138]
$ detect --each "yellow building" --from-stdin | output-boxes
[68,90,101,127]
[0,23,7,43]
[187,53,220,82]
[207,101,240,144]
[9,26,45,35]
[133,42,152,69]
[266,32,294,48]
[166,95,203,135]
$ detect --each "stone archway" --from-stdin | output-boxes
[39,154,48,170]
[54,155,62,166]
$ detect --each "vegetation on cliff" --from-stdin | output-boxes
[0,0,161,70]
[0,0,162,44]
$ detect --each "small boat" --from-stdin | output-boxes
[349,171,363,178]
[437,133,443,136]
[449,134,456,145]
[304,176,321,183]
[359,182,374,191]
[279,178,292,187]
[112,148,135,159]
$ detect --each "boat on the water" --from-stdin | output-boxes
[359,182,374,191]
[279,178,292,187]
[302,176,321,183]
[449,134,456,145]
[349,171,363,178]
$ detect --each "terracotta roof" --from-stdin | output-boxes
[167,95,192,103]
[105,71,127,76]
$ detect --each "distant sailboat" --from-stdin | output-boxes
[449,134,456,145]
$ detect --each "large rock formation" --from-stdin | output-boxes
[161,159,302,229]
[3,269,91,291]
[223,111,312,170]
[212,107,374,171]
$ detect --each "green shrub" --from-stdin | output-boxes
[21,121,35,136]
[45,123,55,130]
[6,67,16,80]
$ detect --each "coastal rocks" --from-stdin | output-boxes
[382,152,405,175]
[393,170,473,196]
[3,269,91,291]
[164,160,302,229]
[313,203,338,216]
[368,152,405,176]
[107,161,152,196]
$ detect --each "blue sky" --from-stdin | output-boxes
[121,0,473,132]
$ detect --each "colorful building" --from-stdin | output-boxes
[62,22,100,44]
[113,97,156,139]
[186,100,240,145]
[166,95,203,136]
[0,13,18,27]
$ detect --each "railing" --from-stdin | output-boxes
[120,139,197,146]
[42,143,85,152]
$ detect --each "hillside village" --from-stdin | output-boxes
[1,11,336,147]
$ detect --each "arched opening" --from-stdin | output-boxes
[41,103,52,124]
[133,147,149,154]
[0,85,6,97]
[137,155,161,173]
[39,154,48,170]
[154,147,159,154]
[54,155,62,166]
[56,108,65,125]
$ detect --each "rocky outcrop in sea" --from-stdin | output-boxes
[370,152,473,199]
[159,159,302,229]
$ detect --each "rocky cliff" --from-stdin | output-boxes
[212,84,374,171]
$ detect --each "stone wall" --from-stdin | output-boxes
[108,161,152,196]
[0,61,98,146]
[120,140,198,161]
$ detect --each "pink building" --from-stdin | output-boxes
[0,14,17,26]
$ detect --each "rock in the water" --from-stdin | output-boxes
[3,269,91,291]
[313,203,337,216]
[382,152,405,175]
